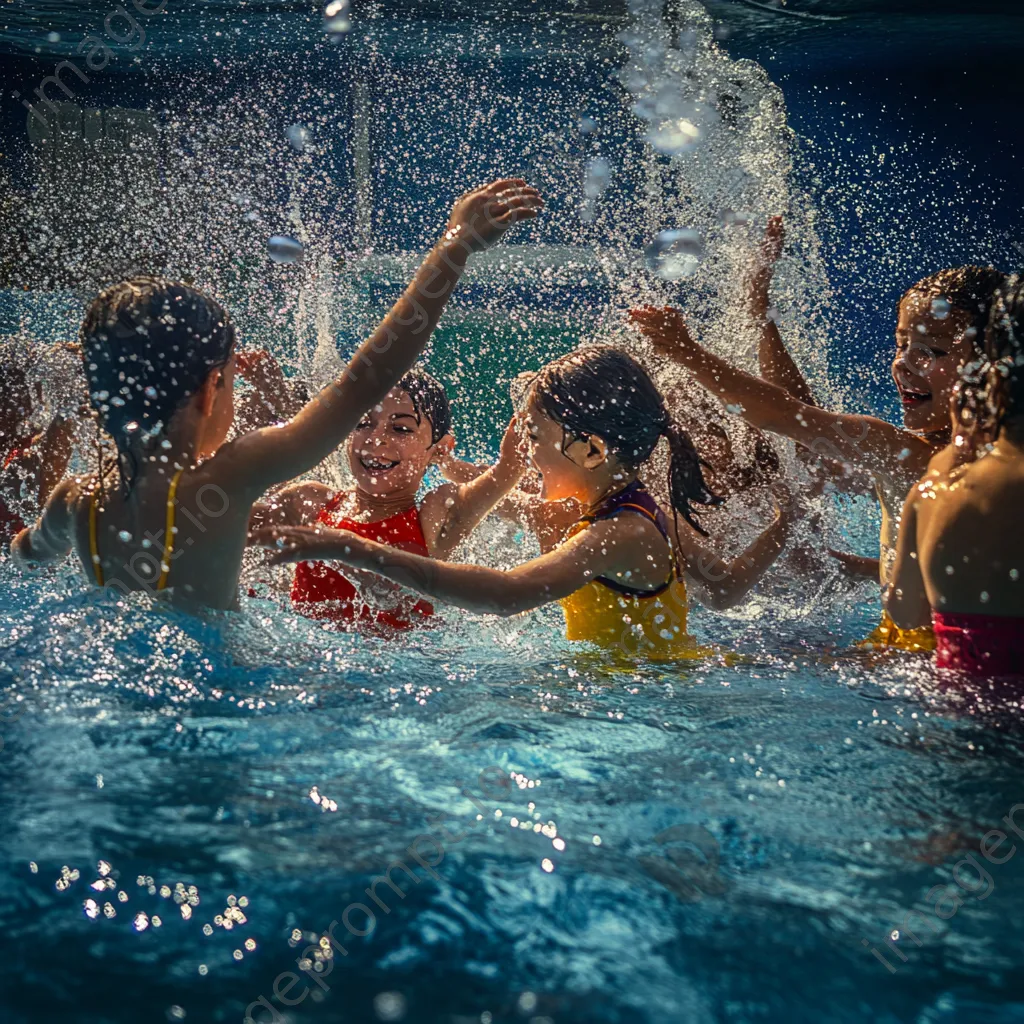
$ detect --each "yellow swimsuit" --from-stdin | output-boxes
[89,469,183,590]
[558,482,715,662]
[857,479,936,653]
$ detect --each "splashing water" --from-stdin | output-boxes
[2,3,1024,1022]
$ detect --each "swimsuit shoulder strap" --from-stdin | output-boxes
[89,481,104,587]
[581,481,675,597]
[587,481,670,541]
[156,468,185,591]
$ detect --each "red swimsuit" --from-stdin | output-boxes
[291,492,434,630]
[0,439,34,544]
[933,611,1024,678]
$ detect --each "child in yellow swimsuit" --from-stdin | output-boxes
[255,346,795,660]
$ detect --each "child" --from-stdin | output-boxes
[248,366,527,629]
[629,263,1007,652]
[887,274,1024,676]
[10,178,543,609]
[254,346,794,661]
[0,340,76,545]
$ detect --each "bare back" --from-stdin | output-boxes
[68,457,256,612]
[913,437,1024,616]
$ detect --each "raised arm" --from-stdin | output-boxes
[629,305,932,488]
[11,477,79,567]
[422,416,527,559]
[226,180,542,495]
[677,487,795,610]
[253,516,641,617]
[248,480,334,532]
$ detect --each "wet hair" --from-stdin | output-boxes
[397,369,451,445]
[81,277,236,492]
[958,273,1024,439]
[901,265,1007,343]
[532,345,722,537]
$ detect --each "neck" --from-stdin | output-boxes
[923,424,952,448]
[578,469,638,514]
[349,485,419,520]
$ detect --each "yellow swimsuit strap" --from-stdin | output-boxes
[88,484,104,587]
[89,469,184,591]
[156,468,184,591]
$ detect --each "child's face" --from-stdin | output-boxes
[892,292,979,435]
[525,393,599,501]
[347,387,443,499]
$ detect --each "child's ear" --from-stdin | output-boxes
[430,434,456,464]
[582,435,609,469]
[197,370,221,417]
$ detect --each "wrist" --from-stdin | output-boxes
[435,233,471,270]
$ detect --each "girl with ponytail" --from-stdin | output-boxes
[256,346,795,660]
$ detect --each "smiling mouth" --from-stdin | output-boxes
[898,386,931,406]
[359,455,400,472]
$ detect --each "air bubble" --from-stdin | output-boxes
[644,229,703,280]
[268,235,304,264]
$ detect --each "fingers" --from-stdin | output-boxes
[483,177,528,193]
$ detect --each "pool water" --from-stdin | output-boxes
[3,561,1024,1024]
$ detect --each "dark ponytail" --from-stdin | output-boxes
[661,417,722,537]
[533,345,722,538]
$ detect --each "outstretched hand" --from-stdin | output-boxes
[445,179,543,254]
[628,305,696,361]
[235,349,286,389]
[498,413,530,475]
[760,216,785,269]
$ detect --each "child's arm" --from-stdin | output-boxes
[235,349,305,424]
[253,515,658,617]
[10,477,79,566]
[752,217,818,407]
[630,305,933,488]
[677,487,795,610]
[885,487,931,630]
[224,179,542,496]
[422,416,527,559]
[827,549,882,582]
[248,481,334,532]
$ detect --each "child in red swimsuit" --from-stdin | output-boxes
[887,273,1024,677]
[250,367,527,630]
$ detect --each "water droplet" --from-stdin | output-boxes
[579,115,598,134]
[980,591,990,603]
[644,229,704,280]
[646,117,702,156]
[323,0,351,38]
[145,386,158,400]
[583,156,612,199]
[118,530,133,543]
[374,992,407,1021]
[268,235,304,264]
[931,297,951,320]
[285,124,310,153]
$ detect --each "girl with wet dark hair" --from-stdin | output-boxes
[887,274,1024,677]
[255,345,795,660]
[11,178,544,609]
